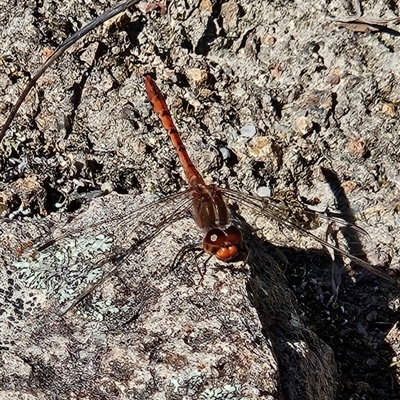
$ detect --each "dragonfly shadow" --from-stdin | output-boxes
[239,215,400,398]
[238,218,337,398]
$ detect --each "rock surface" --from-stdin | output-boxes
[1,0,400,399]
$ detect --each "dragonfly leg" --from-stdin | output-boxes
[194,253,212,284]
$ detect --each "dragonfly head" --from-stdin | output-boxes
[203,225,243,262]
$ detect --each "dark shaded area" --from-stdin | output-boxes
[245,222,400,400]
[195,0,225,55]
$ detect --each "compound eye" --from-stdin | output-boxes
[215,244,239,262]
[203,228,227,255]
[224,225,242,247]
[203,227,242,262]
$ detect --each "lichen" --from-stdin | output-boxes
[13,234,113,306]
[199,384,241,400]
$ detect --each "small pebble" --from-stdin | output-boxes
[295,116,313,136]
[101,182,115,193]
[186,68,208,85]
[240,124,256,137]
[256,186,271,197]
[325,74,340,85]
[219,146,231,160]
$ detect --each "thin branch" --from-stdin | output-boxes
[0,0,142,143]
[327,0,400,32]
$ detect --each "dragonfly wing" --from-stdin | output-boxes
[223,188,393,282]
[14,192,194,312]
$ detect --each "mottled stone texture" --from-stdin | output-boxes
[1,0,400,399]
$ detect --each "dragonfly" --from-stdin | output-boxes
[15,75,394,316]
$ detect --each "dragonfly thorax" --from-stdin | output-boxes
[191,184,231,230]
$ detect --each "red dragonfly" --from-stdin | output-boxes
[144,76,244,262]
[15,76,393,315]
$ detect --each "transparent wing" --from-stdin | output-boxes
[223,188,394,283]
[14,191,195,313]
